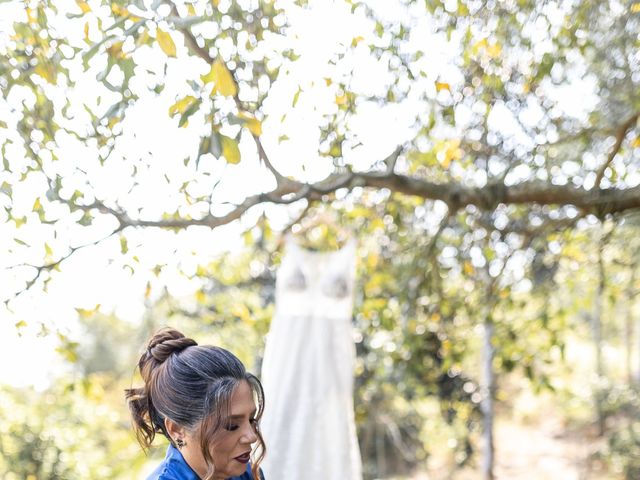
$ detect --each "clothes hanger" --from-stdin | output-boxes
[281,209,353,252]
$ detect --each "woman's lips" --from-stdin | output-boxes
[234,452,251,463]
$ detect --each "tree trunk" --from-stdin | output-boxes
[376,420,386,477]
[481,316,495,480]
[625,303,633,386]
[593,237,606,436]
[636,310,640,384]
[625,268,637,385]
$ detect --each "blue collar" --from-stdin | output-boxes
[147,444,199,480]
[147,444,256,480]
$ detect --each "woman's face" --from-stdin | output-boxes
[182,380,259,479]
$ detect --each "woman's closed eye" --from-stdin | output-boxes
[226,417,257,431]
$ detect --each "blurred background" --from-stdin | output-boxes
[1,0,640,478]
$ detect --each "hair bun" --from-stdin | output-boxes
[146,328,197,363]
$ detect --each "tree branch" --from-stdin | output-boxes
[61,167,640,233]
[168,4,292,188]
[594,113,639,188]
[7,226,125,300]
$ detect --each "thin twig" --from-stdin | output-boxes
[7,226,125,300]
[594,113,639,188]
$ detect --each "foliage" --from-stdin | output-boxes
[0,377,149,479]
[2,0,640,478]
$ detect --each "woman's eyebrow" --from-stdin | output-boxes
[228,410,258,420]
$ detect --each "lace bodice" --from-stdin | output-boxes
[274,237,356,320]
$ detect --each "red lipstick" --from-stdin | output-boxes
[234,452,250,464]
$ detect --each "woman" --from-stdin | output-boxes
[125,327,266,480]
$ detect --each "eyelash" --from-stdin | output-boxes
[226,418,257,432]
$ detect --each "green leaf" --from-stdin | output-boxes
[292,87,302,107]
[198,136,211,158]
[120,235,128,254]
[178,98,202,128]
[14,217,27,228]
[210,131,222,158]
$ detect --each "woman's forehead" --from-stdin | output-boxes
[229,380,257,416]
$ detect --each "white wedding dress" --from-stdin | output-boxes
[260,236,362,480]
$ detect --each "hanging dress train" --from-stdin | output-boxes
[260,237,362,480]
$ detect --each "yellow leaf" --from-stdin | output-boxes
[246,118,262,136]
[195,289,206,304]
[203,60,237,97]
[187,4,196,15]
[351,36,364,47]
[15,320,27,329]
[463,261,474,276]
[34,63,56,84]
[107,40,125,59]
[473,37,501,58]
[26,7,37,24]
[145,281,152,298]
[212,0,220,6]
[221,135,241,164]
[136,29,151,47]
[168,95,197,117]
[84,22,90,42]
[108,116,120,129]
[335,94,347,105]
[486,42,502,58]
[631,2,640,13]
[632,137,640,148]
[156,28,176,57]
[76,303,100,317]
[324,77,332,86]
[238,112,262,136]
[472,38,488,55]
[110,3,129,17]
[436,139,463,168]
[243,229,253,246]
[32,197,41,211]
[370,218,384,230]
[76,0,91,13]
[232,304,251,323]
[435,81,450,92]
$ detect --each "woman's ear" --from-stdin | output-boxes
[164,418,186,443]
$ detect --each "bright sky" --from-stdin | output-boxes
[0,0,600,389]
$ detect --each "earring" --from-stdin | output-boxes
[176,438,186,449]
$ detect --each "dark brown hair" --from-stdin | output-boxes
[125,327,265,480]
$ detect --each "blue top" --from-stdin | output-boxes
[147,444,262,480]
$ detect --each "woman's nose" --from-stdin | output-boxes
[241,424,258,444]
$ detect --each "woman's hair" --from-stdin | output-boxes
[125,327,265,480]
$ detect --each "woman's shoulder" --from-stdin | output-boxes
[146,464,177,480]
[146,445,199,480]
[232,464,265,480]
[146,463,191,480]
